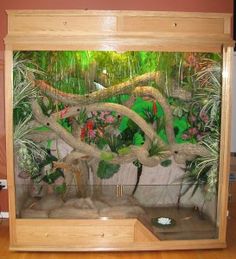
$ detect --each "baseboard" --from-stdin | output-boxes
[0,212,9,218]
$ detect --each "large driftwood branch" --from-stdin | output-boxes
[32,72,211,166]
[31,100,168,166]
[28,131,58,142]
[35,72,160,105]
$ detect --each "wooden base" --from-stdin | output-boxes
[9,218,226,251]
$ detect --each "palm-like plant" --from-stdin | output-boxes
[183,130,219,198]
[193,57,222,127]
[13,52,46,180]
[181,56,222,198]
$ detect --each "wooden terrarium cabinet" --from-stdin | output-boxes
[4,10,234,251]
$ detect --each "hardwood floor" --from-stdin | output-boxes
[0,205,235,259]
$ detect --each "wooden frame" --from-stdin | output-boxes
[4,10,234,251]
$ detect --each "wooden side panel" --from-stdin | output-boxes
[4,49,16,248]
[217,46,233,242]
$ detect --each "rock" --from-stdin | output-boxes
[93,200,109,210]
[21,209,49,218]
[99,205,145,218]
[49,207,99,219]
[32,194,64,210]
[22,197,38,209]
[64,198,79,207]
[64,197,96,209]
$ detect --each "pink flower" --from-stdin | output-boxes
[60,106,69,118]
[197,134,203,141]
[200,112,209,123]
[99,111,110,120]
[91,111,97,116]
[88,129,96,138]
[188,127,198,136]
[189,115,196,122]
[105,115,115,124]
[182,134,189,140]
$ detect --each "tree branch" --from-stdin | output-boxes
[35,72,160,105]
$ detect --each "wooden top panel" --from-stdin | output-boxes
[5,10,234,52]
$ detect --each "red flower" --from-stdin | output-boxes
[60,105,69,118]
[80,127,86,141]
[152,102,157,114]
[86,120,94,130]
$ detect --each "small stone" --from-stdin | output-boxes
[49,207,99,219]
[21,209,49,218]
[64,197,96,209]
[93,200,109,210]
[32,194,64,210]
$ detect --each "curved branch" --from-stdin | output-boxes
[31,100,105,158]
[133,86,175,144]
[35,72,160,105]
[171,143,211,164]
[131,146,160,167]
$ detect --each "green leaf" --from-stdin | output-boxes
[118,147,131,156]
[54,182,66,194]
[77,108,87,124]
[160,159,172,167]
[97,160,120,179]
[38,153,58,170]
[100,151,114,161]
[133,132,144,146]
[42,168,64,184]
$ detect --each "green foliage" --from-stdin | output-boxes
[182,130,219,200]
[148,139,168,158]
[133,133,144,146]
[97,161,120,179]
[15,51,222,192]
[100,151,114,161]
[76,108,88,125]
[160,159,172,167]
[38,152,58,171]
[117,147,131,156]
[42,168,64,184]
[13,52,43,125]
[54,182,67,194]
[37,97,57,117]
[133,159,142,168]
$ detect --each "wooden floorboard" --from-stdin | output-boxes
[0,205,235,259]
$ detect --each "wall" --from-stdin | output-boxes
[232,53,236,152]
[0,0,233,213]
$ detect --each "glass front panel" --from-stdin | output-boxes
[13,51,222,240]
